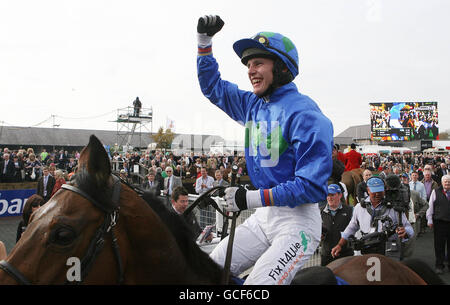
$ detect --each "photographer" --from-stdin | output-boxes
[331,176,414,257]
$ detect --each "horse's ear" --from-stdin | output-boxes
[79,135,111,186]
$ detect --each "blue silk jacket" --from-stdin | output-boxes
[197,51,333,208]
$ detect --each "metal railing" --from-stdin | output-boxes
[111,160,146,184]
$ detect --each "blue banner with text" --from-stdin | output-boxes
[0,189,37,217]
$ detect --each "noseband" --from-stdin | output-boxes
[0,175,124,285]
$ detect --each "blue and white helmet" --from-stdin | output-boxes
[233,32,299,78]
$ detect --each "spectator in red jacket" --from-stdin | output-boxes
[51,169,66,197]
[344,143,362,172]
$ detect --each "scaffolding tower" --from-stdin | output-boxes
[114,106,153,151]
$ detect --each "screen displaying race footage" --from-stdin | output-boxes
[370,101,438,141]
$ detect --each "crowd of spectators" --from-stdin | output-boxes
[329,146,450,272]
[2,145,448,193]
[0,146,248,194]
[0,147,78,183]
[1,145,447,191]
[111,149,247,189]
[361,151,449,183]
[370,105,390,129]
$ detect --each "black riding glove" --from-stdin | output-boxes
[197,15,224,37]
[197,15,224,48]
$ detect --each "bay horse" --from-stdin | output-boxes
[0,135,442,285]
[0,135,224,284]
[323,254,444,285]
[341,168,363,205]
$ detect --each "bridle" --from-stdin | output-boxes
[0,175,124,285]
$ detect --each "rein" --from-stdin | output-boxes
[113,179,239,285]
[0,175,124,285]
[183,186,240,285]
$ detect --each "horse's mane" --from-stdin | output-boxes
[141,191,224,283]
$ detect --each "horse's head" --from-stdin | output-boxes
[0,135,223,285]
[0,135,125,284]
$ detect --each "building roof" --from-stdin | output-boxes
[0,126,224,150]
[0,126,116,147]
[335,124,371,139]
[333,124,372,146]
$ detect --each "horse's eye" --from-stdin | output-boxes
[50,227,76,246]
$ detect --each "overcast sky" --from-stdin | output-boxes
[1,0,449,144]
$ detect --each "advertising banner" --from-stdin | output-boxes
[0,189,37,217]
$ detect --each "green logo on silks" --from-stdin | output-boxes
[245,121,288,167]
[299,231,311,252]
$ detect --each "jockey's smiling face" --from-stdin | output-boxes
[247,57,274,97]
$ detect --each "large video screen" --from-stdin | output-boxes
[370,102,438,141]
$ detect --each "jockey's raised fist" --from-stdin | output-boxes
[197,15,224,37]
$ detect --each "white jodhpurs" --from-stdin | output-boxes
[210,203,321,285]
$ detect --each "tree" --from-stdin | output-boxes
[151,127,175,150]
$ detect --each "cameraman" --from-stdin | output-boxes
[331,176,414,257]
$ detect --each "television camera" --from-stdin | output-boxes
[348,215,397,255]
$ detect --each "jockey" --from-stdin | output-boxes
[197,15,333,285]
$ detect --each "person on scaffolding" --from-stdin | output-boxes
[196,15,333,285]
[133,96,142,116]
